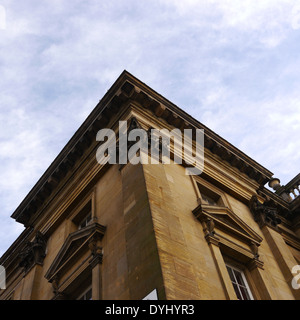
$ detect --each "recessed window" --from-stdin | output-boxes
[197,183,224,206]
[201,192,218,206]
[72,200,93,230]
[57,268,92,300]
[226,264,253,300]
[78,212,92,230]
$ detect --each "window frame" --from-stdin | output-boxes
[200,188,220,206]
[191,176,229,208]
[78,211,92,230]
[192,178,264,300]
[225,263,254,300]
[69,192,95,230]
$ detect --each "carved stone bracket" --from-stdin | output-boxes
[88,234,103,268]
[19,231,47,273]
[52,275,60,296]
[249,195,282,230]
[200,217,220,245]
[247,257,264,271]
[250,242,259,259]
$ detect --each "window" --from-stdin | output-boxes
[192,176,230,208]
[71,200,93,230]
[77,286,92,300]
[201,192,218,206]
[226,264,253,300]
[197,182,224,206]
[78,212,92,230]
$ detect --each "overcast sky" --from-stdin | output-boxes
[0,0,300,256]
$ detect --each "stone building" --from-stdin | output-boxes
[0,71,299,300]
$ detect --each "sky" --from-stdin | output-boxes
[0,0,300,256]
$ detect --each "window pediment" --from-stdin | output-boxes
[193,204,263,262]
[45,222,106,283]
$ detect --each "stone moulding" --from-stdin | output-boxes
[44,222,106,289]
[193,203,263,265]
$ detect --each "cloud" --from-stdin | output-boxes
[160,0,299,48]
[0,5,6,30]
[0,0,299,256]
